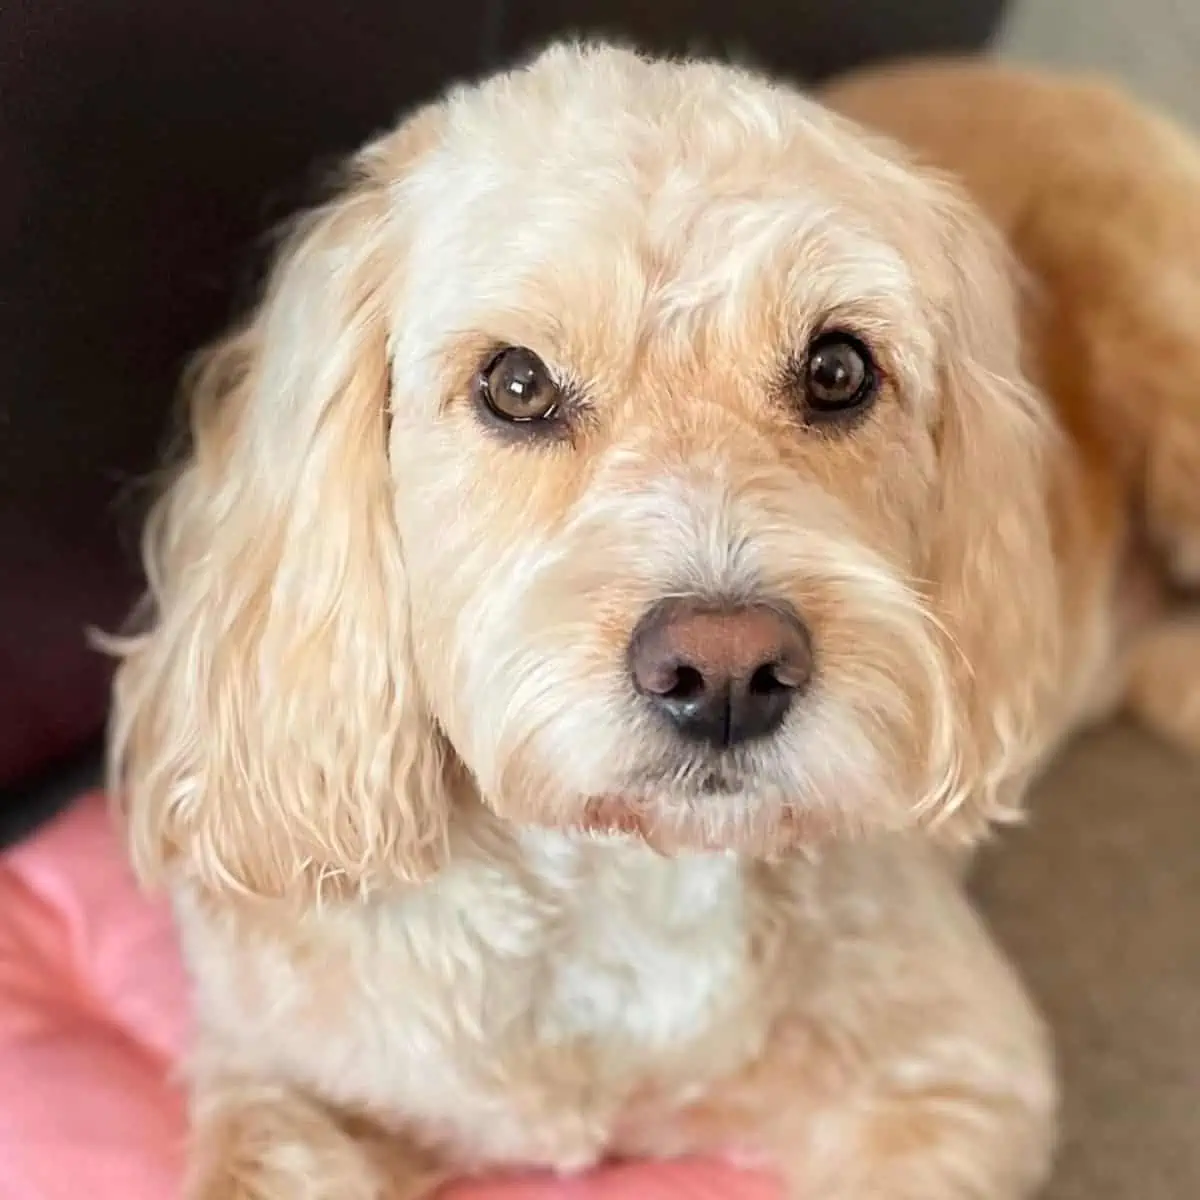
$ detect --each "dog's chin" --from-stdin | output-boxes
[562,768,846,857]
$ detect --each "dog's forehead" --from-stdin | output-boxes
[391,54,928,380]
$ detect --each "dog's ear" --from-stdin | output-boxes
[921,184,1062,840]
[108,114,452,901]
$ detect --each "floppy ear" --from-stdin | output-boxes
[921,184,1063,839]
[107,119,451,901]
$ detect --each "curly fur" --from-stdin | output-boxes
[103,46,1200,1200]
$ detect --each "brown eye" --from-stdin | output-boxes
[475,347,561,424]
[802,332,877,419]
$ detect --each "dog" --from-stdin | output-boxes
[105,44,1196,1199]
[823,57,1200,754]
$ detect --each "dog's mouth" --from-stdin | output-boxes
[574,762,759,839]
[691,767,743,796]
[635,751,757,798]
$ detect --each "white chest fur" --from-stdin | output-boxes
[513,831,749,1048]
[179,832,754,1169]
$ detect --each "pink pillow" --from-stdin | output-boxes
[0,794,777,1200]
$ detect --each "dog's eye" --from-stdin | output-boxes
[475,347,561,424]
[801,332,877,420]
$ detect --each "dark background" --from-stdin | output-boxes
[0,0,1009,835]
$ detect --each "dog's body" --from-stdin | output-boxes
[178,825,1053,1198]
[108,49,1199,1199]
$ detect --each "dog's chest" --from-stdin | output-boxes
[508,832,749,1048]
[183,840,753,1170]
[386,836,754,1165]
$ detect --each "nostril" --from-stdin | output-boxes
[663,664,706,701]
[634,657,708,701]
[748,662,791,696]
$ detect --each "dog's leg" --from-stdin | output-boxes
[766,1054,1056,1200]
[186,1076,448,1200]
[730,1002,1056,1200]
[1125,614,1200,754]
[656,853,1057,1199]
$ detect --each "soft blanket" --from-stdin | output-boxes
[0,793,774,1200]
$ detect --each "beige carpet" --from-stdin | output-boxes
[966,8,1200,1198]
[973,726,1200,1200]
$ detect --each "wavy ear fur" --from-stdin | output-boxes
[922,183,1063,839]
[108,117,450,901]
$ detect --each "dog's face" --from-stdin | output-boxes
[111,46,1061,897]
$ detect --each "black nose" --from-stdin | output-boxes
[628,599,813,749]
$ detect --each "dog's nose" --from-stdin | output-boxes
[629,599,812,748]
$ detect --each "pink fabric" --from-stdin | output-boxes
[0,794,777,1200]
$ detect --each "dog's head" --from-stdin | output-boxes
[110,45,1061,899]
